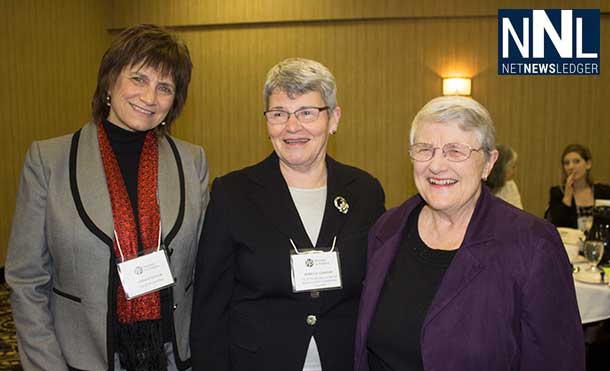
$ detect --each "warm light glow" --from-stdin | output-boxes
[442,77,472,96]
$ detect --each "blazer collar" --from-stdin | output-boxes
[73,122,182,248]
[369,185,499,331]
[245,152,357,250]
[422,185,498,329]
[373,185,496,247]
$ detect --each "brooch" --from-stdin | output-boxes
[334,196,349,214]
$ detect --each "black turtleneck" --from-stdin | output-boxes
[102,119,148,253]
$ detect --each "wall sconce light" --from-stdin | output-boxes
[442,77,472,96]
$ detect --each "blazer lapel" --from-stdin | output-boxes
[245,153,313,250]
[422,246,484,329]
[73,124,182,249]
[355,198,419,370]
[158,137,181,242]
[315,156,355,249]
[76,122,114,245]
[422,186,497,330]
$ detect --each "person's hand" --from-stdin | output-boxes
[562,173,575,206]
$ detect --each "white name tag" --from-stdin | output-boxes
[290,251,342,293]
[117,250,175,299]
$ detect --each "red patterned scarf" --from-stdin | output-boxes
[97,123,161,323]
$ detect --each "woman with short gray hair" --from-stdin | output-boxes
[191,58,385,371]
[354,96,584,370]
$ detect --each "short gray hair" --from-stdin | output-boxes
[409,96,496,157]
[263,58,337,111]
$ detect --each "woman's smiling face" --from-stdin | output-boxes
[412,120,496,217]
[266,89,339,172]
[107,64,175,131]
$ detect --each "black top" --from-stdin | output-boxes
[545,183,610,228]
[102,119,147,226]
[367,202,457,371]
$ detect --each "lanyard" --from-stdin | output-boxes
[289,236,337,254]
[113,221,162,263]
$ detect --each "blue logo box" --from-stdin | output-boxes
[498,9,600,75]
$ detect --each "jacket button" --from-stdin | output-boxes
[310,291,320,299]
[306,315,317,326]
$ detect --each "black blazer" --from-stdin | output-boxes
[191,153,385,371]
[545,183,610,228]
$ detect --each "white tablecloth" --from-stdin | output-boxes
[573,269,610,324]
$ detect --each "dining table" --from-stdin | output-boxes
[572,260,610,324]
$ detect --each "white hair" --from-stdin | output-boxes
[409,96,496,157]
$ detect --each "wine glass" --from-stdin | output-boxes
[583,240,604,273]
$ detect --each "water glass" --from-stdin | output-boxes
[584,240,604,273]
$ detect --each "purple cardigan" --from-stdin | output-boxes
[354,186,585,371]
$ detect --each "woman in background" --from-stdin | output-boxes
[6,24,208,371]
[484,143,523,209]
[546,143,610,231]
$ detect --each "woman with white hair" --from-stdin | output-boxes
[354,96,584,370]
[190,58,385,371]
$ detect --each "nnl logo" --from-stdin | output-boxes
[498,9,599,75]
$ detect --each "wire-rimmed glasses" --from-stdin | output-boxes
[263,106,329,125]
[409,143,484,162]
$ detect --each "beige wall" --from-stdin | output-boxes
[2,1,609,265]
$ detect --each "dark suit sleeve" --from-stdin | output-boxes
[191,177,233,371]
[519,227,585,370]
[545,186,576,228]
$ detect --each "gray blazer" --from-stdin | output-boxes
[5,122,209,371]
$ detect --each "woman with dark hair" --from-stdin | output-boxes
[484,144,523,209]
[546,144,610,230]
[5,24,208,371]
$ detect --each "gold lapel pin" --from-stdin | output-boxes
[334,196,349,214]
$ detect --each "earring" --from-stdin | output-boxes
[106,95,111,107]
[161,121,166,126]
[330,130,337,135]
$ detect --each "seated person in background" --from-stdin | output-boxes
[546,143,610,231]
[485,144,523,209]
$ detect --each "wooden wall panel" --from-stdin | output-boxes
[0,0,111,265]
[109,0,609,28]
[168,14,609,219]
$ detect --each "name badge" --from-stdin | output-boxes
[290,250,343,293]
[117,250,175,299]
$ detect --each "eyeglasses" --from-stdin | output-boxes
[409,143,484,162]
[263,106,329,125]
